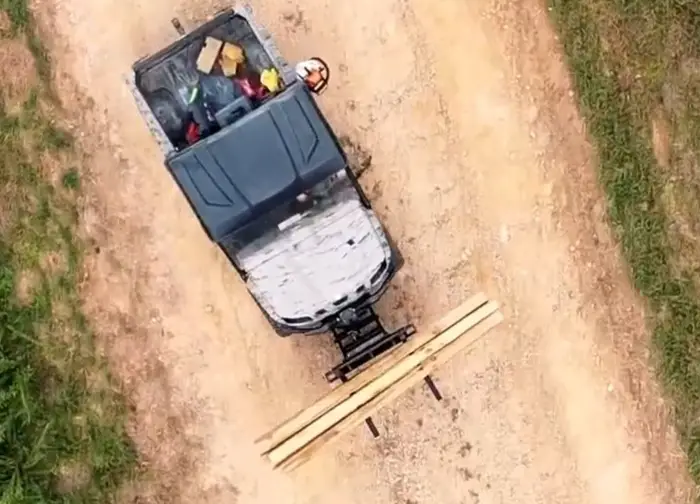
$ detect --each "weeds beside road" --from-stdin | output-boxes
[0,2,135,502]
[548,0,700,485]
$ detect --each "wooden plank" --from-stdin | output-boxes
[257,293,487,449]
[278,310,504,471]
[266,302,499,466]
[196,37,224,73]
[255,293,488,453]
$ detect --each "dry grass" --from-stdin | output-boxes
[0,2,136,502]
[548,0,700,487]
[15,268,38,304]
[0,35,36,107]
[0,10,11,32]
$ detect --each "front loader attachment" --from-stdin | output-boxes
[256,293,504,471]
[325,306,416,383]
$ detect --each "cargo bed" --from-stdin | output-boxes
[131,8,294,152]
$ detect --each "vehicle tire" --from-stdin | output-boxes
[383,225,405,272]
[267,316,295,338]
[251,295,296,337]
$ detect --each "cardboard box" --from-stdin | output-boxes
[196,37,224,74]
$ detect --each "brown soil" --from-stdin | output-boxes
[32,0,695,503]
[0,11,11,32]
[16,269,38,304]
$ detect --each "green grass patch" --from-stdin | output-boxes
[40,123,73,151]
[0,2,136,503]
[1,0,31,31]
[548,0,700,484]
[61,169,80,191]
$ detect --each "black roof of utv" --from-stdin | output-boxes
[167,83,347,242]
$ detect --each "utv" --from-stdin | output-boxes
[128,6,415,383]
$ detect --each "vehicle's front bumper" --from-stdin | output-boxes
[268,251,400,335]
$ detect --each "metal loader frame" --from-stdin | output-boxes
[326,306,442,437]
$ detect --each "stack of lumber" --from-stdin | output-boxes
[255,293,503,471]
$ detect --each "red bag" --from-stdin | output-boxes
[235,75,268,101]
[185,122,200,145]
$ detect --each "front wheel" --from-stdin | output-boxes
[250,294,296,337]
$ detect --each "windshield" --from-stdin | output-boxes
[219,168,356,256]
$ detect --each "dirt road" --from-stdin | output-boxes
[34,0,694,502]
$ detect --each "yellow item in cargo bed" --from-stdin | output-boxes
[220,42,245,77]
[261,68,281,93]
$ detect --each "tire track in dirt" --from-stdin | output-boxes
[34,0,694,502]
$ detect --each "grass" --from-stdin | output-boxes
[1,0,50,82]
[547,0,700,485]
[61,169,80,191]
[0,2,136,503]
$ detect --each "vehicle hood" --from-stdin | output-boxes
[236,194,391,323]
[167,83,346,241]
